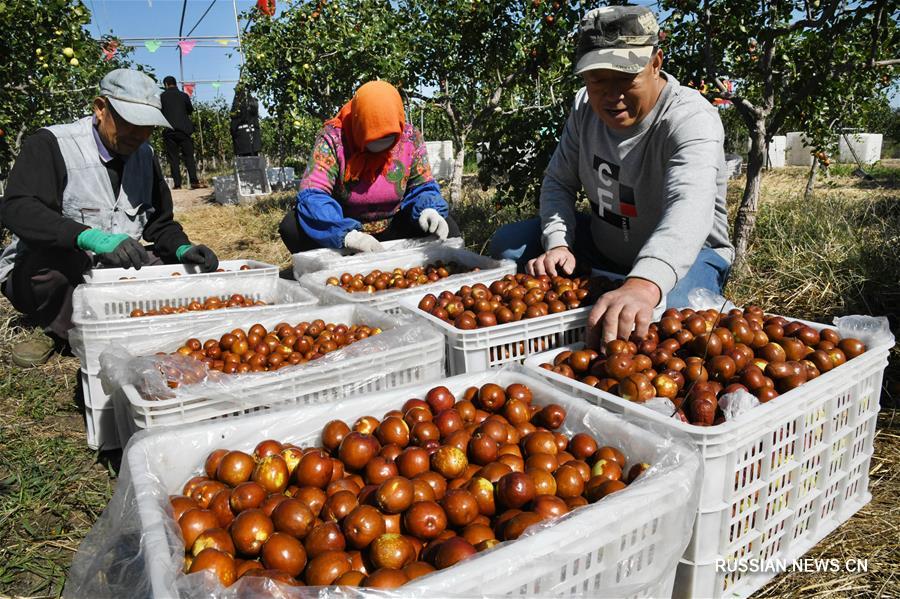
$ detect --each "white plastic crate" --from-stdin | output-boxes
[81,259,277,285]
[396,268,665,375]
[70,278,317,374]
[523,318,892,599]
[299,245,515,315]
[81,369,117,451]
[403,298,593,374]
[291,237,465,279]
[115,368,700,598]
[109,304,444,447]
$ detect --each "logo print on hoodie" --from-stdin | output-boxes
[592,155,636,241]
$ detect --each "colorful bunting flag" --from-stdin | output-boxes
[257,0,276,16]
[144,39,161,53]
[211,82,222,89]
[178,40,196,56]
[183,83,196,97]
[217,39,230,46]
[102,40,119,61]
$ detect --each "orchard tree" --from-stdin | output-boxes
[242,0,407,127]
[242,0,407,173]
[242,0,587,204]
[660,0,899,269]
[187,98,232,173]
[0,0,132,169]
[399,0,583,203]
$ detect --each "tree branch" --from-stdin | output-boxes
[758,0,843,40]
[495,103,556,116]
[470,70,520,130]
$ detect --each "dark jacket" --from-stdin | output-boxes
[160,87,194,136]
[0,129,189,260]
[230,90,262,156]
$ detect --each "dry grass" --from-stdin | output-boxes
[0,165,897,597]
[175,193,296,267]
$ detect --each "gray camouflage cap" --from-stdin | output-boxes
[575,5,660,75]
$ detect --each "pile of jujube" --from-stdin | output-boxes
[541,306,866,426]
[169,320,382,377]
[130,294,266,318]
[416,274,620,330]
[326,261,475,293]
[171,382,648,589]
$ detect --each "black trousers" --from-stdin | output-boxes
[278,204,461,255]
[2,249,163,340]
[163,131,199,188]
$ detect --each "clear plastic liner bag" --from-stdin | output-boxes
[65,366,703,599]
[99,351,219,401]
[69,279,318,373]
[686,288,737,313]
[834,314,896,349]
[291,236,465,279]
[297,246,515,308]
[642,396,677,417]
[718,388,761,421]
[97,305,438,407]
[87,303,405,376]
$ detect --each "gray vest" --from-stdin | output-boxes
[0,116,155,282]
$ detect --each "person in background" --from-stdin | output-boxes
[0,69,218,367]
[278,80,459,255]
[160,75,203,189]
[230,84,262,157]
[489,6,733,346]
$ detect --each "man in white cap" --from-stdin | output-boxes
[490,5,733,345]
[0,68,219,366]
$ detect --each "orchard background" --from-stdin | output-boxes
[0,0,898,596]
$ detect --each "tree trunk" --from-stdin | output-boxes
[732,122,767,271]
[450,136,466,204]
[804,161,817,199]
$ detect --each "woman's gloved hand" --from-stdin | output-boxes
[418,208,449,240]
[344,230,384,253]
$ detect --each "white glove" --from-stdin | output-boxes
[344,230,384,253]
[418,208,450,240]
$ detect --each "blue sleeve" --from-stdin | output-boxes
[296,188,361,249]
[399,180,449,220]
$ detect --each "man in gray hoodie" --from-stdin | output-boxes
[490,5,733,345]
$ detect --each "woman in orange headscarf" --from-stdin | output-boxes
[279,81,459,255]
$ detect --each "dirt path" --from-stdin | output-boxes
[170,186,216,212]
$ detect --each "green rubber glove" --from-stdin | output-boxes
[175,244,192,261]
[77,228,149,269]
[77,229,131,254]
[177,244,219,272]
